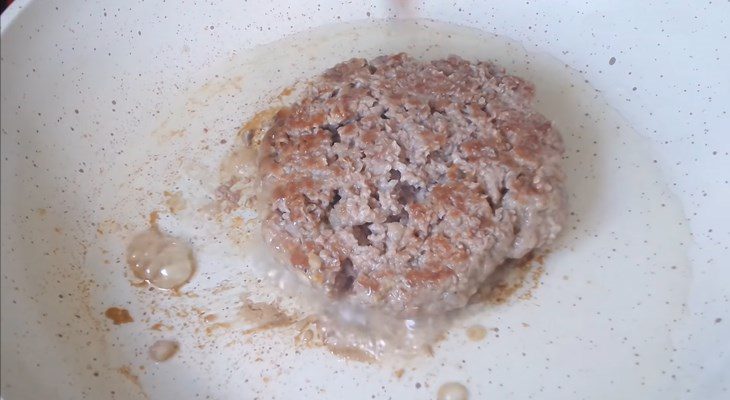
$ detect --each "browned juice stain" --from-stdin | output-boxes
[104,307,134,325]
[241,318,297,335]
[239,299,297,334]
[237,106,282,145]
[327,346,376,363]
[148,211,159,229]
[205,322,232,336]
[293,317,319,347]
[117,365,148,399]
[203,300,298,336]
[150,322,173,331]
[203,314,218,323]
[469,253,546,305]
[163,191,187,214]
[466,325,488,341]
[277,86,294,99]
[520,262,546,301]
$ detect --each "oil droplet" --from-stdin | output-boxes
[104,307,134,325]
[437,382,469,400]
[149,339,179,362]
[127,228,195,290]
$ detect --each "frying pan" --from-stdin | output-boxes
[1,1,728,399]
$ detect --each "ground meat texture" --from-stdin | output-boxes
[258,53,566,316]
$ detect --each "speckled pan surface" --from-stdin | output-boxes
[1,1,728,400]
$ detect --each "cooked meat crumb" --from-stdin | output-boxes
[258,53,566,316]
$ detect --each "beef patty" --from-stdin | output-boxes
[258,53,566,316]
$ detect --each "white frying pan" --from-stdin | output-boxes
[1,1,728,399]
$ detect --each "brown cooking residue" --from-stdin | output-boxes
[328,345,376,363]
[105,307,134,325]
[117,366,148,399]
[294,316,322,347]
[150,322,173,331]
[201,299,297,337]
[203,314,218,323]
[520,263,546,301]
[469,253,545,305]
[465,325,488,341]
[239,299,297,334]
[209,106,278,218]
[148,211,159,229]
[237,106,281,146]
[215,148,257,214]
[163,191,187,214]
[276,85,295,100]
[205,322,232,336]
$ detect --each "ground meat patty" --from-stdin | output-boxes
[258,53,566,316]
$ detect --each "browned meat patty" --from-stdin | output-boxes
[258,53,566,316]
